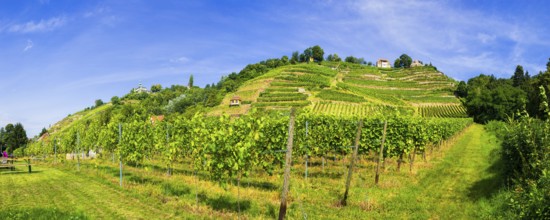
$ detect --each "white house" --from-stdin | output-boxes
[376,59,391,68]
[133,83,150,93]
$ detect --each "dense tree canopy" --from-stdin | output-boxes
[460,58,550,123]
[394,54,413,68]
[0,123,28,154]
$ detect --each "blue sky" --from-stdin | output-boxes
[1,0,549,137]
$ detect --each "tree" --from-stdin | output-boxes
[2,123,27,154]
[303,47,313,63]
[345,56,358,63]
[39,128,48,137]
[394,58,401,68]
[394,54,412,68]
[95,99,104,108]
[111,96,121,105]
[455,81,467,98]
[311,45,324,62]
[463,74,527,123]
[512,65,526,87]
[290,51,299,64]
[188,75,194,88]
[281,55,289,65]
[151,84,162,93]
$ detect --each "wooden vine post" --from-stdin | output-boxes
[375,120,387,185]
[76,131,81,172]
[340,119,363,206]
[54,138,57,165]
[278,108,296,220]
[119,123,123,188]
[304,121,309,181]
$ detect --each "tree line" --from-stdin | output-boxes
[456,58,550,123]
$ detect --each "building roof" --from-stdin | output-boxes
[231,96,241,101]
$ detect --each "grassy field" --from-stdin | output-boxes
[0,124,508,219]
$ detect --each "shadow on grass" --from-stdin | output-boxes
[2,207,88,219]
[308,171,344,179]
[198,192,251,213]
[161,182,191,196]
[0,170,43,175]
[230,179,278,191]
[467,148,506,201]
[126,173,162,185]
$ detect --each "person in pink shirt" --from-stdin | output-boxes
[2,151,8,158]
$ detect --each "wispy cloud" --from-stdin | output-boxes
[23,40,33,51]
[8,16,67,33]
[169,56,190,64]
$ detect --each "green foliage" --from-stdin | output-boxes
[188,74,194,88]
[394,54,412,68]
[151,84,162,93]
[94,99,104,108]
[326,53,341,62]
[0,123,28,154]
[499,118,550,218]
[111,96,121,105]
[455,81,467,98]
[463,74,527,123]
[344,56,365,64]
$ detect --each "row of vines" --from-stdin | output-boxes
[24,112,472,183]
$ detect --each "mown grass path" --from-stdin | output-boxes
[374,124,505,219]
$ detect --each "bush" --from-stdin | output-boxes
[500,118,550,218]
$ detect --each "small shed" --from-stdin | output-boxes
[230,96,241,106]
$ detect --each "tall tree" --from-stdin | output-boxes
[290,51,299,64]
[512,65,526,87]
[303,47,313,63]
[188,74,194,88]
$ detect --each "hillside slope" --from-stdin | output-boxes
[210,62,466,117]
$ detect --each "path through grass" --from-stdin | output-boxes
[371,124,508,219]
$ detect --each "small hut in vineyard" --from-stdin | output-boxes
[229,96,241,106]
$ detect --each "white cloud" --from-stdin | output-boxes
[8,16,67,33]
[23,40,33,51]
[169,56,190,64]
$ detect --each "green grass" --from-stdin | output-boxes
[360,124,510,219]
[0,124,510,219]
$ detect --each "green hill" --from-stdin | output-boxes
[210,62,466,118]
[43,60,466,139]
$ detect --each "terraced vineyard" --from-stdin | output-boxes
[252,65,336,109]
[418,104,468,118]
[212,61,463,118]
[311,102,413,116]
